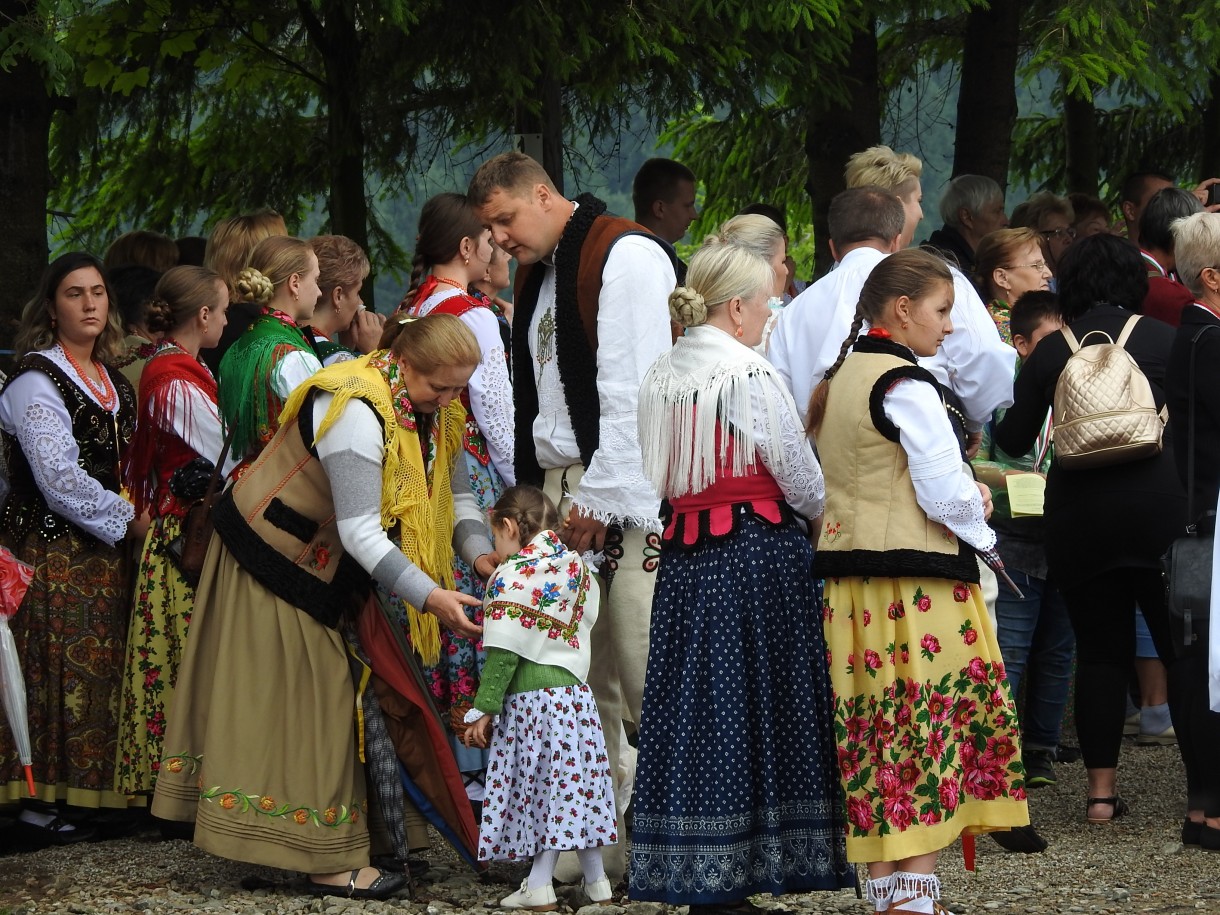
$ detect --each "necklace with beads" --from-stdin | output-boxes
[60,344,117,411]
[433,276,469,293]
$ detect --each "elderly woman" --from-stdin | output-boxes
[926,174,1009,279]
[630,227,853,912]
[152,314,494,897]
[0,253,139,839]
[994,234,1186,825]
[1164,211,1220,850]
[1011,192,1076,275]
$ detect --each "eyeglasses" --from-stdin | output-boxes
[1004,261,1051,273]
[1039,226,1077,241]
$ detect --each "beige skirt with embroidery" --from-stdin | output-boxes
[151,533,369,873]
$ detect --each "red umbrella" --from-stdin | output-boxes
[0,545,36,797]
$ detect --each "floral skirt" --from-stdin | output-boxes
[417,449,503,777]
[478,684,617,861]
[823,575,1031,863]
[0,528,134,808]
[629,513,854,904]
[115,513,194,794]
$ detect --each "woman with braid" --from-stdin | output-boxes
[808,248,1028,914]
[398,192,516,810]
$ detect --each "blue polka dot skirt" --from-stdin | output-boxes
[629,511,854,903]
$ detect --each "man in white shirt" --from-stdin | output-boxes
[772,148,1016,435]
[769,187,905,415]
[469,152,676,879]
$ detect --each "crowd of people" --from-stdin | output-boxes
[0,147,1218,915]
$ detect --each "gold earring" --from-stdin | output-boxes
[902,321,909,329]
[734,325,744,338]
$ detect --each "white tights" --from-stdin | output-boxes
[527,848,606,890]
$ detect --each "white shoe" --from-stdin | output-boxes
[500,879,558,911]
[583,876,613,904]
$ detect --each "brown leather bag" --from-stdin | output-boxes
[167,429,235,589]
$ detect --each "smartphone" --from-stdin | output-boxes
[1208,183,1220,207]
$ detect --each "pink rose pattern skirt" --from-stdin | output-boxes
[822,575,1031,863]
[478,684,617,861]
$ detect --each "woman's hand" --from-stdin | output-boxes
[423,588,483,639]
[474,552,499,580]
[461,715,493,749]
[340,309,386,354]
[128,509,152,542]
[976,481,994,521]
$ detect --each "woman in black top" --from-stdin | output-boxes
[1162,211,1220,848]
[994,234,1187,825]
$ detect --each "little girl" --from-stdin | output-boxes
[808,249,1030,914]
[461,485,616,911]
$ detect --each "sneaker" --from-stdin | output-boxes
[1123,712,1140,737]
[1024,749,1057,788]
[500,879,558,911]
[1136,724,1176,746]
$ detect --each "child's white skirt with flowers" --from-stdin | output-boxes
[478,684,618,861]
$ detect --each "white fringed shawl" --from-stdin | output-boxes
[638,324,800,499]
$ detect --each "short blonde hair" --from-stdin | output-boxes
[205,209,288,297]
[1171,211,1220,298]
[311,235,370,299]
[845,146,923,198]
[670,227,775,328]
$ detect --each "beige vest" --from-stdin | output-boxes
[815,350,978,583]
[214,405,370,628]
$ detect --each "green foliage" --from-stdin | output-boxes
[0,0,77,94]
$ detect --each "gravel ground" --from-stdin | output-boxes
[0,740,1216,915]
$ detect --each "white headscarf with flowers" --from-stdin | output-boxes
[482,530,599,682]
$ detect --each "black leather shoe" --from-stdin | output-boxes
[989,824,1048,853]
[305,868,408,900]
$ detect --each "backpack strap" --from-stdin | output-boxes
[1059,324,1082,353]
[1115,314,1142,348]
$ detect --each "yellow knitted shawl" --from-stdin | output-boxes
[279,351,462,664]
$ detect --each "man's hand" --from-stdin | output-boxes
[340,308,386,354]
[423,588,483,639]
[560,510,607,554]
[1194,178,1220,213]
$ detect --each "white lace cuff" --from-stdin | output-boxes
[573,411,663,532]
[462,708,488,724]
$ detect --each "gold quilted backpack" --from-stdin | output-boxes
[1051,314,1167,469]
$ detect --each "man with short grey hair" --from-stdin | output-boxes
[925,174,1008,278]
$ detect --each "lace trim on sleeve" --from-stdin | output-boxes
[572,411,663,532]
[746,374,824,518]
[18,401,133,545]
[470,343,516,486]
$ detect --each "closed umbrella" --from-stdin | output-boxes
[0,545,36,797]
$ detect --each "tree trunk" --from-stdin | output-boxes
[1063,87,1099,197]
[515,76,565,194]
[318,0,372,306]
[0,0,52,354]
[804,20,881,279]
[1202,69,1220,180]
[953,0,1019,190]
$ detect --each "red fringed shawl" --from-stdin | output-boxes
[126,346,219,518]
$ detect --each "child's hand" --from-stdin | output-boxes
[462,715,493,749]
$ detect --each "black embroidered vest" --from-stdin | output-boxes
[1,353,135,546]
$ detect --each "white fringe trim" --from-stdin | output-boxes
[866,874,895,911]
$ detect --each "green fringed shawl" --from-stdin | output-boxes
[217,311,313,461]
